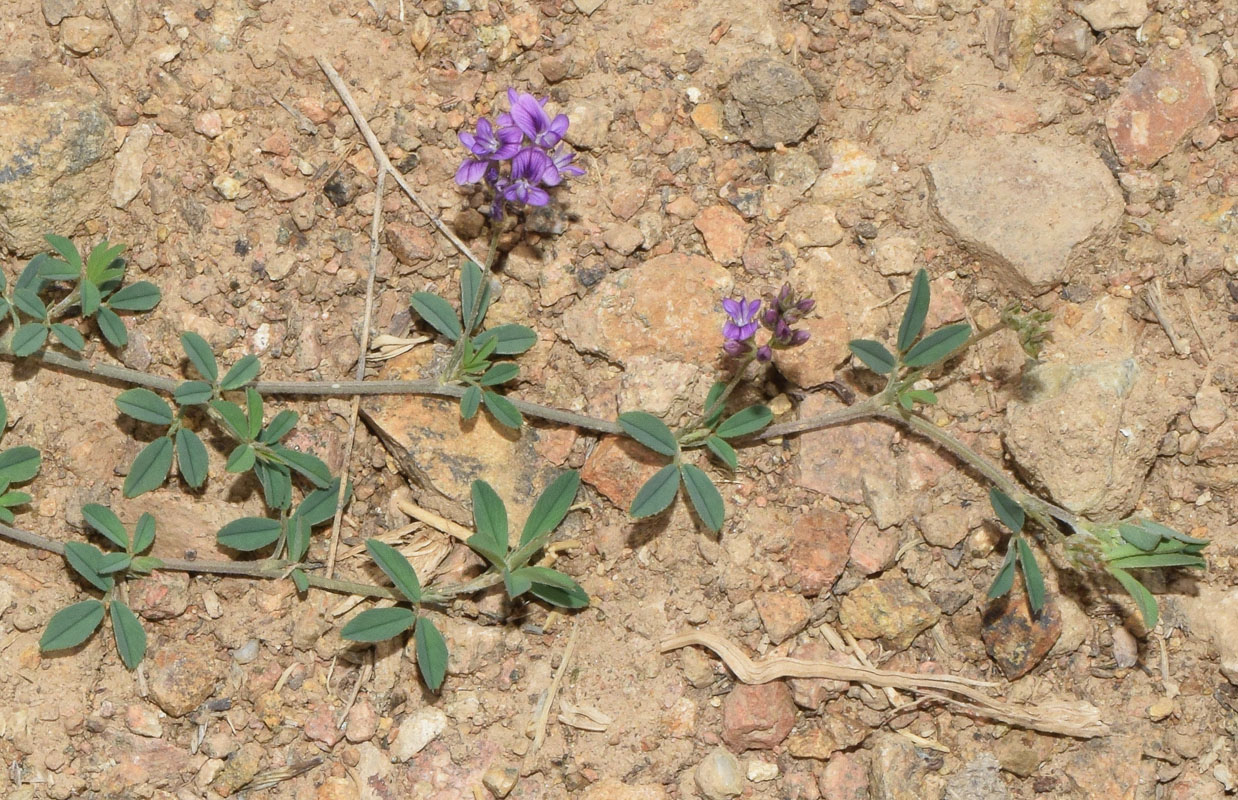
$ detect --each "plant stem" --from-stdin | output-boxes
[876,406,1081,536]
[0,517,500,604]
[680,355,755,440]
[441,223,504,384]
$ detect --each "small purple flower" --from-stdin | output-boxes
[455,117,522,185]
[507,89,569,149]
[723,297,761,342]
[498,148,554,208]
[543,145,585,187]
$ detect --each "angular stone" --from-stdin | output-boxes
[1106,47,1216,169]
[390,707,447,761]
[90,732,190,793]
[993,730,1055,777]
[784,204,844,248]
[1190,384,1228,434]
[944,754,1010,800]
[811,140,879,203]
[147,640,222,717]
[603,222,644,255]
[60,16,112,53]
[1077,0,1148,31]
[785,713,867,759]
[723,58,819,149]
[694,205,747,265]
[819,752,870,800]
[787,641,850,709]
[754,591,811,644]
[695,747,744,799]
[344,698,379,743]
[363,350,565,533]
[303,703,344,749]
[915,504,973,549]
[927,136,1123,293]
[782,507,851,596]
[981,575,1061,679]
[0,60,113,255]
[562,253,732,366]
[125,704,163,738]
[128,571,190,620]
[849,524,897,575]
[110,123,151,209]
[1182,587,1238,684]
[721,681,796,751]
[771,309,850,387]
[1199,419,1238,465]
[838,573,940,650]
[798,403,896,504]
[1004,359,1176,517]
[870,733,931,800]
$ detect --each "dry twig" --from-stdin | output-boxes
[660,630,1109,738]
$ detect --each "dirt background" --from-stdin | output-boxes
[1,0,1238,797]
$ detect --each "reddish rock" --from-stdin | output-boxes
[798,404,897,504]
[304,703,344,749]
[581,435,667,509]
[981,574,1062,679]
[755,591,811,644]
[561,254,732,366]
[787,641,851,709]
[721,682,796,751]
[147,640,222,717]
[1223,88,1238,120]
[771,311,851,387]
[1106,47,1216,168]
[783,509,851,596]
[385,221,437,266]
[694,205,748,265]
[129,572,190,620]
[849,523,898,575]
[818,752,870,800]
[345,698,379,743]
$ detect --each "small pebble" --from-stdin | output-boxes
[232,639,260,664]
[696,746,744,799]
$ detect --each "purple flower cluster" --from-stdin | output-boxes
[722,284,814,361]
[455,89,584,219]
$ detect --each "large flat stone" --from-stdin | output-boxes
[926,136,1123,293]
[0,60,113,254]
[562,253,733,366]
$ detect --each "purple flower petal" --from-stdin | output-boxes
[722,298,741,318]
[458,130,477,150]
[455,158,489,185]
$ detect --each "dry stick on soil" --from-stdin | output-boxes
[523,623,580,776]
[325,163,387,579]
[660,631,1109,738]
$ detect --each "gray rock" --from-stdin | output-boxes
[767,149,819,195]
[41,0,80,25]
[0,60,114,255]
[724,59,819,149]
[926,136,1122,293]
[1004,359,1176,517]
[695,747,744,799]
[1076,0,1149,31]
[944,755,1010,800]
